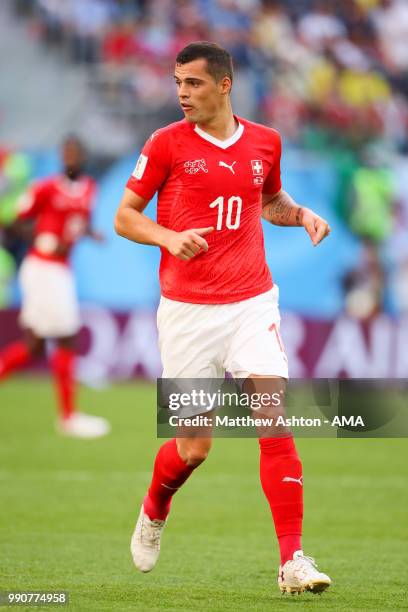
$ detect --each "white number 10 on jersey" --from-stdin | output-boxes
[209,196,242,230]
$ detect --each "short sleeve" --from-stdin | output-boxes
[16,180,47,220]
[126,131,172,202]
[262,130,282,196]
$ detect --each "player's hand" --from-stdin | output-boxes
[165,227,214,261]
[301,208,331,246]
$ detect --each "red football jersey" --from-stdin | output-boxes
[126,116,282,304]
[17,175,96,264]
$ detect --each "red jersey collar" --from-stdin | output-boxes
[193,116,244,150]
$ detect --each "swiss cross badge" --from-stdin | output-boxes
[251,160,263,175]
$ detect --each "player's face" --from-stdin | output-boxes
[174,59,231,125]
[62,141,85,178]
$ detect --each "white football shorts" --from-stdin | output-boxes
[19,255,81,338]
[157,285,288,380]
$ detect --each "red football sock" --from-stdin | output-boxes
[259,436,303,565]
[143,438,195,521]
[51,347,76,420]
[0,341,31,380]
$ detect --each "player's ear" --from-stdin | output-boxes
[219,76,232,95]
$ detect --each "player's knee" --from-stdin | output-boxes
[27,338,45,358]
[185,449,209,467]
[24,329,44,358]
[57,336,76,350]
[178,440,211,467]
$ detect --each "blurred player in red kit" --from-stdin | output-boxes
[115,43,331,593]
[0,136,110,439]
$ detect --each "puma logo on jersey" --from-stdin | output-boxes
[219,160,237,174]
[184,159,208,174]
[282,476,303,486]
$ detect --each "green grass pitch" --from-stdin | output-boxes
[0,378,407,611]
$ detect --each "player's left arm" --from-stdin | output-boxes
[261,190,331,246]
[85,226,105,242]
[83,182,104,243]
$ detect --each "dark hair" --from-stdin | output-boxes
[62,133,86,153]
[176,41,233,84]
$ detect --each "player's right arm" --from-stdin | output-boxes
[115,188,213,261]
[1,179,46,237]
[115,188,170,247]
[115,131,213,260]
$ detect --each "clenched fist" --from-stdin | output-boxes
[165,227,214,261]
[301,208,331,246]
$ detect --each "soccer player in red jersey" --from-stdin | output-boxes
[115,42,332,593]
[0,136,110,439]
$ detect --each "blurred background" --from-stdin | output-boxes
[1,0,408,383]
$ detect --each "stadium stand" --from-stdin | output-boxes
[10,0,408,150]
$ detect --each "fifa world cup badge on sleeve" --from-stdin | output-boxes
[133,154,148,180]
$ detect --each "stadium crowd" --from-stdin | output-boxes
[14,0,408,149]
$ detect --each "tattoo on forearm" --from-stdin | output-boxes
[264,191,303,227]
[273,198,293,225]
